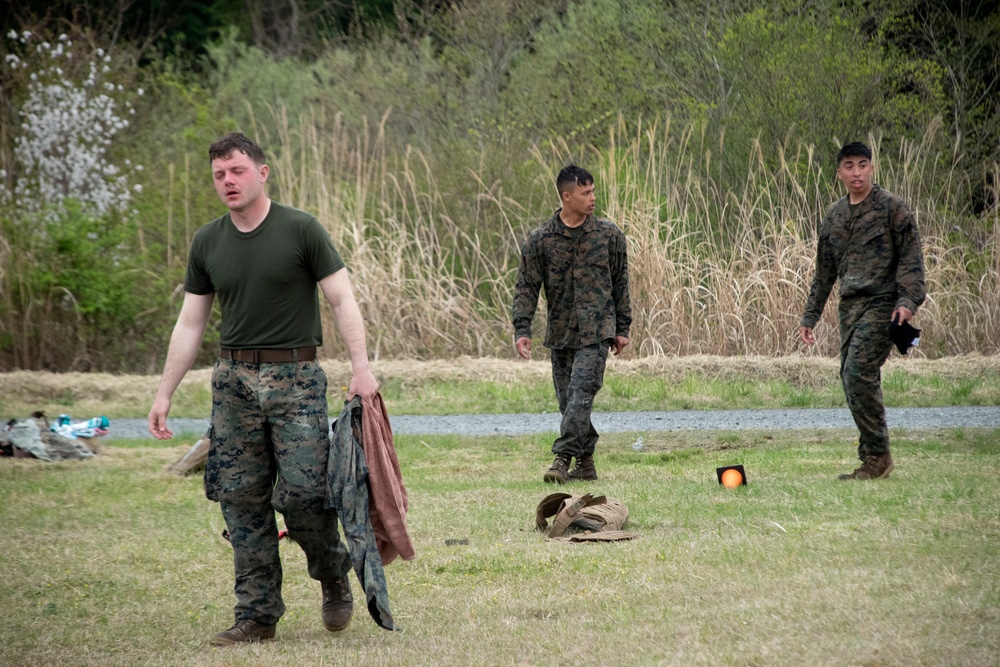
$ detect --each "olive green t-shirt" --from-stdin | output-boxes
[185,201,345,348]
[561,220,586,240]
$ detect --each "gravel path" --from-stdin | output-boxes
[109,405,1000,440]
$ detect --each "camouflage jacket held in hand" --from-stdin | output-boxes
[801,184,927,328]
[512,211,632,348]
[325,396,396,631]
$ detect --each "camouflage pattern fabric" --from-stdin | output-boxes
[512,211,632,348]
[840,296,895,459]
[550,344,608,458]
[325,396,396,631]
[801,184,927,462]
[801,184,926,329]
[4,418,96,462]
[204,359,351,626]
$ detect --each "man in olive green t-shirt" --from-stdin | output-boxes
[148,132,378,645]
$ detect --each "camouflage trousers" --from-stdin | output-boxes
[205,359,350,625]
[839,296,895,460]
[550,343,609,458]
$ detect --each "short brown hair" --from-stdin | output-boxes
[208,132,265,165]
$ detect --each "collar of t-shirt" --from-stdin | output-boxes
[559,219,586,240]
[847,185,877,219]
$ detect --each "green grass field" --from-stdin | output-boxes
[2,427,998,666]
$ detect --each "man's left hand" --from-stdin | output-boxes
[612,336,630,356]
[348,368,380,400]
[892,306,914,325]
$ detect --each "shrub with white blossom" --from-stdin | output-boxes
[2,30,143,219]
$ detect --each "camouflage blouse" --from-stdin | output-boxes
[802,185,926,328]
[512,211,632,348]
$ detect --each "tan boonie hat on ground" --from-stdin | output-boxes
[535,493,638,542]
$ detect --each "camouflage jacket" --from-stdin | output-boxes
[512,210,632,348]
[801,184,926,328]
[325,396,396,631]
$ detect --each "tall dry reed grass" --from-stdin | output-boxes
[258,106,523,359]
[4,109,994,369]
[257,110,998,360]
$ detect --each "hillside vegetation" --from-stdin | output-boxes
[1,0,997,371]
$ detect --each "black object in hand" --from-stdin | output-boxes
[888,314,921,355]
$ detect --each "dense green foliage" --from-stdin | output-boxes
[0,0,396,58]
[1,0,997,370]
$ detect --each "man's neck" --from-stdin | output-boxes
[230,197,272,232]
[848,184,873,205]
[559,208,587,228]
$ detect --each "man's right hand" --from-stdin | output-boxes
[347,367,380,401]
[515,337,532,359]
[799,326,816,346]
[148,396,174,440]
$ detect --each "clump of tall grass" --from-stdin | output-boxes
[260,108,521,359]
[260,108,997,360]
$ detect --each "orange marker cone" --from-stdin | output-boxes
[717,464,747,488]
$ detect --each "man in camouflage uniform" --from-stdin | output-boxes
[148,132,379,645]
[513,165,632,483]
[800,142,926,480]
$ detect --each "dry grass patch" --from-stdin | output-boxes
[2,354,999,419]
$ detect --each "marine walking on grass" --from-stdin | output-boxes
[799,142,927,481]
[147,132,380,645]
[512,165,632,484]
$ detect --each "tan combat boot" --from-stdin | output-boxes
[568,455,598,481]
[543,454,572,484]
[321,576,354,632]
[210,619,276,646]
[839,451,894,480]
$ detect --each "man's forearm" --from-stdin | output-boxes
[801,242,836,327]
[895,225,926,314]
[318,270,378,399]
[332,297,371,373]
[612,281,632,337]
[319,269,372,373]
[511,253,542,340]
[155,319,206,400]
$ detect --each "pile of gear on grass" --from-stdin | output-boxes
[536,492,638,543]
[1,412,109,461]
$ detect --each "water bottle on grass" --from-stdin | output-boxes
[74,416,109,430]
[68,416,110,438]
